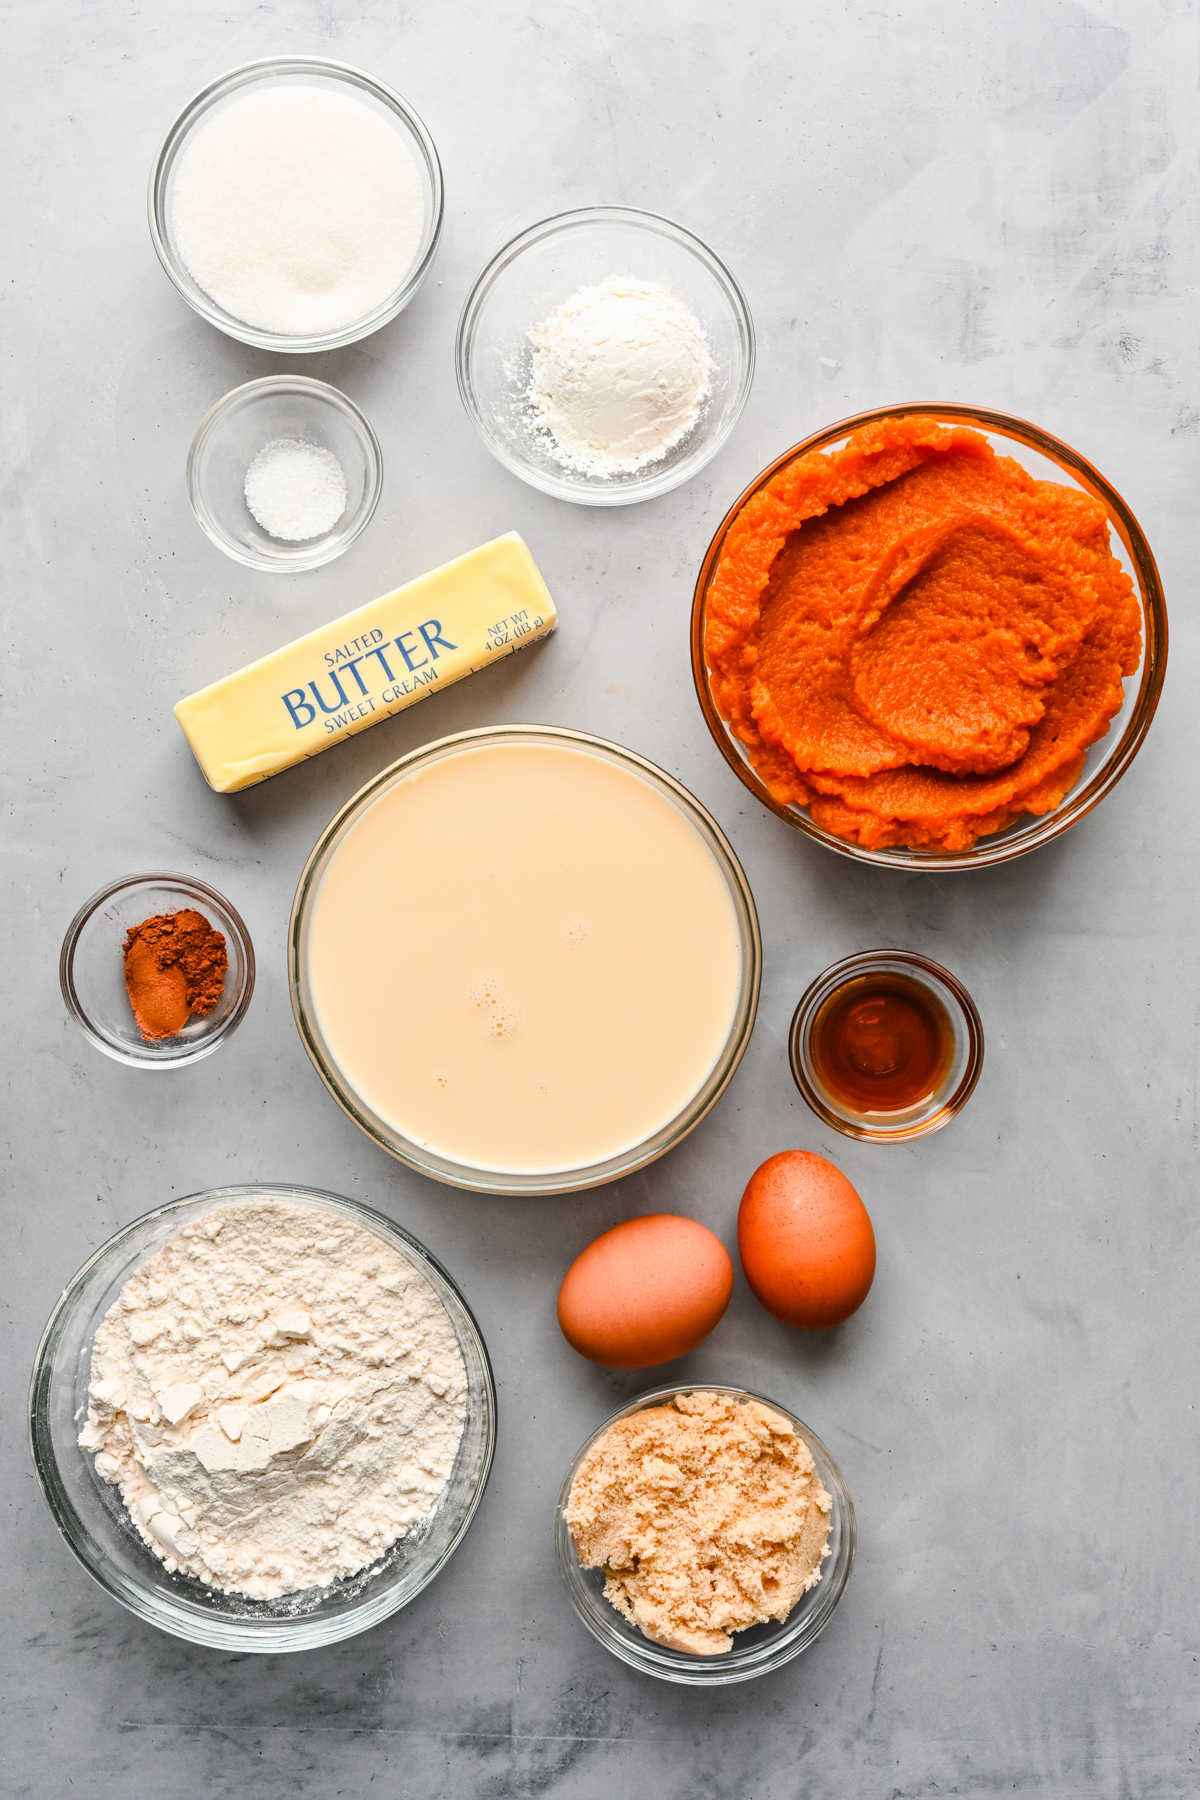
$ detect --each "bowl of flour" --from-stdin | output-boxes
[29,1187,496,1651]
[456,207,755,506]
[150,58,443,352]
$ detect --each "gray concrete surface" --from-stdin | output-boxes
[5,1,1197,1795]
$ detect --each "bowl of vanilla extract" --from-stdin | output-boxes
[789,949,984,1142]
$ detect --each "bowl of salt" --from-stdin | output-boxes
[186,376,384,573]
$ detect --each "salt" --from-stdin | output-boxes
[244,439,348,542]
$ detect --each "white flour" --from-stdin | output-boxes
[172,86,425,338]
[79,1198,466,1599]
[526,275,712,476]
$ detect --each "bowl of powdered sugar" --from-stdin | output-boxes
[29,1186,496,1650]
[150,58,443,352]
[456,207,755,506]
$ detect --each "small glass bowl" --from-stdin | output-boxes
[289,725,762,1195]
[149,57,443,353]
[456,206,755,506]
[60,873,254,1068]
[187,376,383,572]
[692,403,1168,868]
[29,1185,497,1652]
[555,1383,855,1685]
[790,949,984,1142]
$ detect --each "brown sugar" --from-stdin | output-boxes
[566,1389,831,1655]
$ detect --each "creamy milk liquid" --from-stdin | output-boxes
[305,740,744,1173]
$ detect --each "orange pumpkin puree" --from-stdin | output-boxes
[704,417,1141,851]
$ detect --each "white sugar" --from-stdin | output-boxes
[244,438,348,542]
[172,85,425,339]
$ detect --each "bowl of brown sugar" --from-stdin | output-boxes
[60,874,254,1067]
[556,1384,855,1684]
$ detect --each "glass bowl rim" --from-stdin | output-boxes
[185,374,384,572]
[28,1182,498,1652]
[789,946,985,1142]
[148,54,445,353]
[691,400,1168,869]
[554,1380,856,1685]
[59,870,256,1068]
[454,204,756,507]
[288,723,763,1194]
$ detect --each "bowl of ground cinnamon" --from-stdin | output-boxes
[60,874,254,1066]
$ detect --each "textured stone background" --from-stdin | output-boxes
[5,1,1197,1795]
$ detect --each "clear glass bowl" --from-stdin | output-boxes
[789,948,984,1142]
[60,873,254,1068]
[288,725,762,1195]
[456,206,755,505]
[692,403,1168,869]
[149,57,443,353]
[29,1185,497,1652]
[187,376,383,572]
[555,1383,855,1685]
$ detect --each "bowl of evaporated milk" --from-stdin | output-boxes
[288,726,762,1194]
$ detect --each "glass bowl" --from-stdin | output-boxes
[456,206,755,505]
[29,1185,497,1652]
[555,1383,855,1685]
[692,403,1168,869]
[789,948,984,1142]
[149,57,443,353]
[60,873,254,1068]
[288,725,762,1195]
[187,376,383,572]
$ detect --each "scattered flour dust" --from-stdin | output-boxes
[171,85,425,338]
[525,275,712,477]
[79,1198,466,1599]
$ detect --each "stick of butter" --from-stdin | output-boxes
[174,533,557,792]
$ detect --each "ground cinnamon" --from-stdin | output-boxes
[123,909,228,1042]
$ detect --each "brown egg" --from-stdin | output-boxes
[738,1151,875,1329]
[557,1214,734,1368]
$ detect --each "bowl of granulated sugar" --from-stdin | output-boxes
[187,376,383,572]
[150,58,443,352]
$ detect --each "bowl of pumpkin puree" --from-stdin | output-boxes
[693,406,1166,868]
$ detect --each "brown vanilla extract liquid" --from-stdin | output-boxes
[809,971,954,1115]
